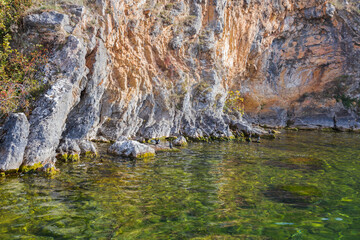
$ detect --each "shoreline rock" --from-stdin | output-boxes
[0,113,30,172]
[108,140,155,158]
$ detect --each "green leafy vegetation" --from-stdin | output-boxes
[0,0,50,121]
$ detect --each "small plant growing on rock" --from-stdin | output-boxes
[0,36,48,120]
[224,90,244,116]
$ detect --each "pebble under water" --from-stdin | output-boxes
[0,131,360,239]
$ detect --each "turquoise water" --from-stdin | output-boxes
[0,131,360,239]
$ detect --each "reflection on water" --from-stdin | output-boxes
[0,131,360,239]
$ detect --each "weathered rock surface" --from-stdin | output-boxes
[1,0,359,170]
[232,1,360,130]
[173,136,188,147]
[23,35,88,167]
[0,114,29,171]
[108,140,155,158]
[23,11,72,44]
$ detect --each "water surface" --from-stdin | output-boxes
[1,131,360,239]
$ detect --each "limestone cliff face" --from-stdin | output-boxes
[2,0,359,169]
[222,0,360,130]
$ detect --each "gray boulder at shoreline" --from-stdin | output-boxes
[108,140,155,158]
[0,113,29,172]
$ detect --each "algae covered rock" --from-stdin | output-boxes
[108,140,155,158]
[173,136,188,147]
[57,138,97,162]
[150,144,180,153]
[266,157,323,171]
[0,113,29,172]
[264,184,322,208]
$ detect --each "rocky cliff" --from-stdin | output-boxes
[0,0,359,171]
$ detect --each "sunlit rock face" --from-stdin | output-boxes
[220,0,359,129]
[9,0,360,167]
[87,0,359,135]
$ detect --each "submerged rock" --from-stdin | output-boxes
[57,138,97,161]
[108,140,155,158]
[0,113,29,172]
[150,143,180,153]
[264,184,322,208]
[266,157,323,171]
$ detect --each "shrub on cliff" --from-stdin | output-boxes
[0,0,47,121]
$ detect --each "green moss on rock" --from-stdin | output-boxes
[156,148,181,153]
[57,153,80,162]
[44,167,59,176]
[84,151,98,157]
[136,152,156,158]
[262,134,276,139]
[20,162,44,173]
[280,185,322,197]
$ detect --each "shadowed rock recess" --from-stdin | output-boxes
[0,0,359,171]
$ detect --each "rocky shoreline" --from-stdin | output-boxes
[1,0,359,173]
[0,110,274,174]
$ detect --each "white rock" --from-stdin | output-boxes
[108,140,155,158]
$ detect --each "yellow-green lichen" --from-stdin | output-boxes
[3,168,19,175]
[156,148,181,153]
[20,162,44,173]
[58,153,80,162]
[165,136,177,141]
[147,137,168,144]
[136,152,156,158]
[84,151,98,157]
[45,167,59,176]
[0,172,5,177]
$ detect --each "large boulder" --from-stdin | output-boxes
[108,140,155,158]
[0,113,29,171]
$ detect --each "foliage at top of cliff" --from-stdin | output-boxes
[0,0,47,121]
[0,0,31,43]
